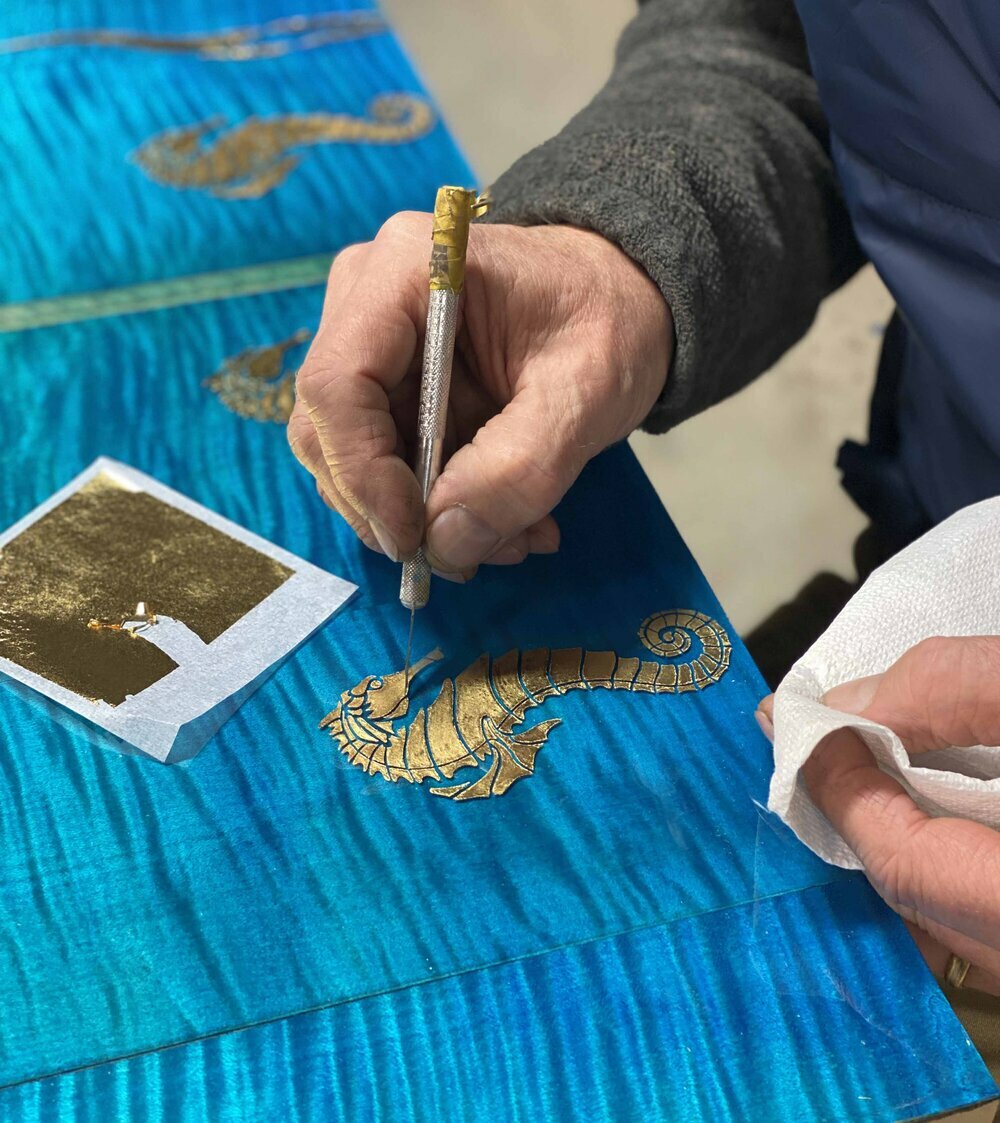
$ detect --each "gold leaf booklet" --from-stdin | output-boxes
[0,459,355,760]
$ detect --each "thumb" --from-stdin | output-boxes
[424,387,593,574]
[821,673,883,717]
[823,636,1000,752]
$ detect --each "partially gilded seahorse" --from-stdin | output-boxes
[321,610,732,801]
[0,12,386,60]
[132,94,436,199]
[204,329,311,422]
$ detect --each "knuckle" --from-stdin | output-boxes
[352,412,397,458]
[328,241,366,277]
[864,827,905,901]
[896,636,990,696]
[951,635,1000,692]
[491,439,568,512]
[328,460,371,517]
[364,415,391,451]
[377,209,426,242]
[887,636,954,719]
[294,349,345,407]
[973,634,1000,678]
[292,374,323,413]
[886,636,1000,747]
[864,797,929,907]
[867,847,902,906]
[294,346,328,392]
[286,411,316,460]
[906,635,956,669]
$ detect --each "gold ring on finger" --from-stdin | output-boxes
[945,954,972,989]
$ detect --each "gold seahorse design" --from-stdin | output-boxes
[132,94,436,198]
[204,329,311,422]
[321,610,732,801]
[0,12,386,60]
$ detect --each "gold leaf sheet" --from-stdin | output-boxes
[0,473,291,705]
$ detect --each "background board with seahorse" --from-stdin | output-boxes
[0,0,471,305]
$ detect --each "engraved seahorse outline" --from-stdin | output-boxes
[0,12,387,60]
[204,328,312,422]
[322,610,733,801]
[131,93,437,199]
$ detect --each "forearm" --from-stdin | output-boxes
[486,0,863,431]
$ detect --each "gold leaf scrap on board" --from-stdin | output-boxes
[0,473,292,706]
[205,329,311,423]
[0,12,387,60]
[320,610,732,802]
[133,94,436,198]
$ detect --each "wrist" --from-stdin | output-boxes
[552,224,674,427]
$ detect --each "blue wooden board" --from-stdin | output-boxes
[0,285,993,1119]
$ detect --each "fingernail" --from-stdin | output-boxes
[369,519,400,563]
[426,506,500,571]
[532,539,559,556]
[823,673,883,716]
[485,543,526,565]
[432,567,472,585]
[755,709,774,743]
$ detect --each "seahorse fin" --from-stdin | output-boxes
[507,718,560,773]
[430,751,505,801]
[430,717,561,801]
[210,154,301,199]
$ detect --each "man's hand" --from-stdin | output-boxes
[288,214,672,578]
[758,637,1000,995]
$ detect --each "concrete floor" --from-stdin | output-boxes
[383,0,893,633]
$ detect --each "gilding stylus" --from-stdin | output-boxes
[399,186,488,674]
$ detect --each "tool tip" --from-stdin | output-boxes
[403,605,416,688]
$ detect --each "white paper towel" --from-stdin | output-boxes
[767,496,1000,868]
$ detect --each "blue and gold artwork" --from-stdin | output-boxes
[132,93,436,198]
[0,1,996,1120]
[203,328,311,421]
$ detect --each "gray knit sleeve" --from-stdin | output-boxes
[484,0,863,432]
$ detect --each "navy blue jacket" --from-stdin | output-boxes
[492,0,998,544]
[797,0,1000,543]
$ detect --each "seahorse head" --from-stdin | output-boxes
[319,649,443,771]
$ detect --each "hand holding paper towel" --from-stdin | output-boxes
[768,496,1000,864]
[765,498,1000,989]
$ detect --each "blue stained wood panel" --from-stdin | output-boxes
[0,285,993,1118]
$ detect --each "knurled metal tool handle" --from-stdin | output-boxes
[400,186,487,611]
